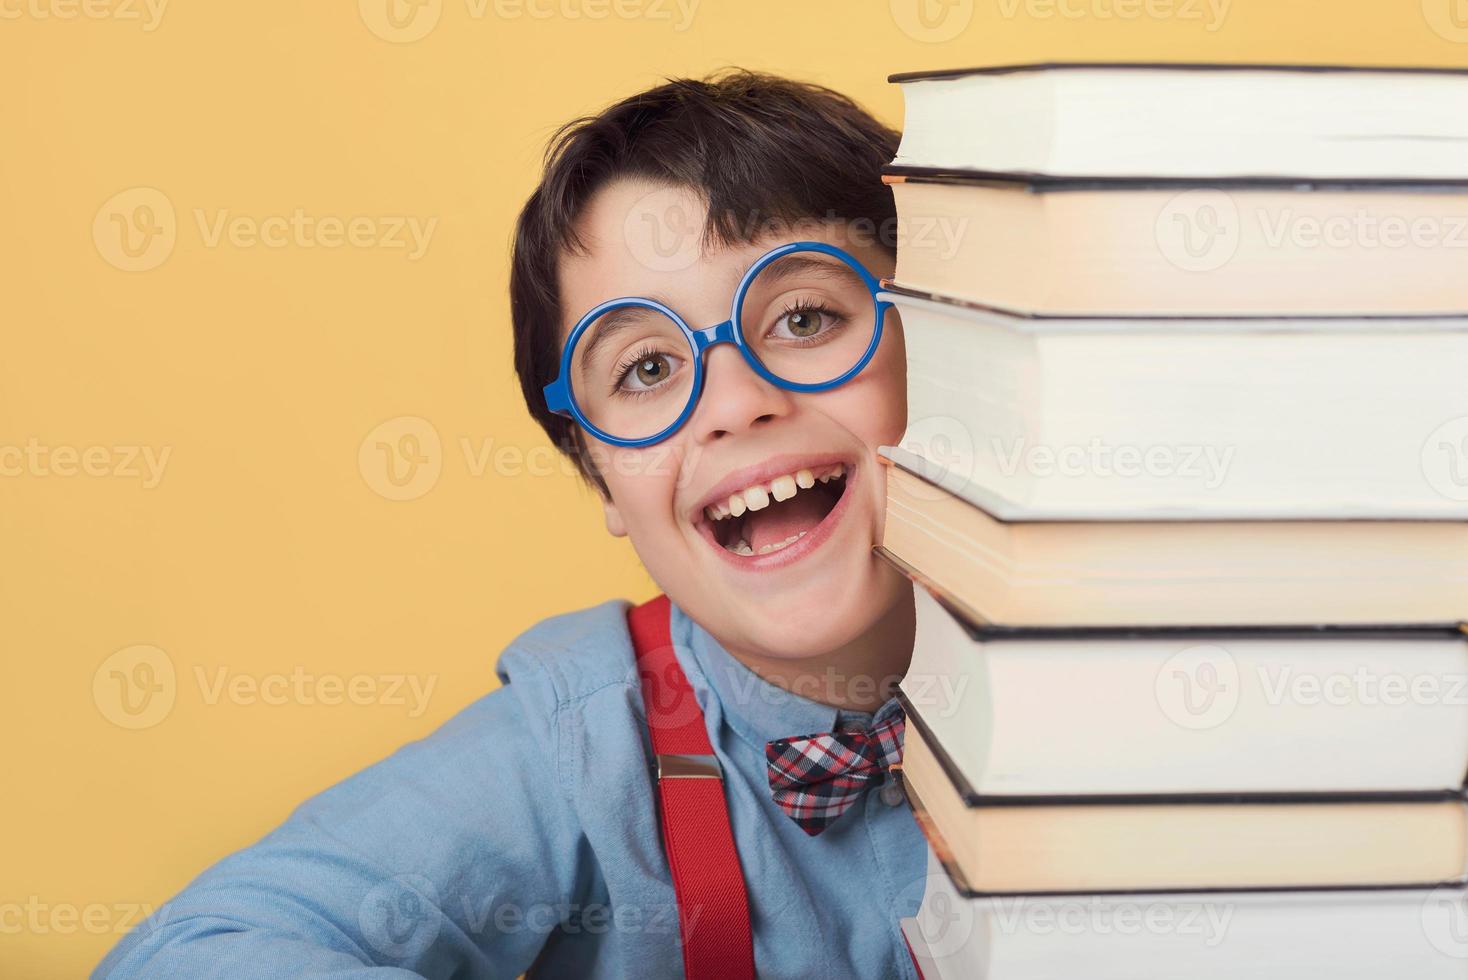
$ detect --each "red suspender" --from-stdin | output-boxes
[628,594,756,980]
[902,932,927,980]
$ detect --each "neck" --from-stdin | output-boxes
[729,580,916,713]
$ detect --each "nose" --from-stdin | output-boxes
[686,343,794,444]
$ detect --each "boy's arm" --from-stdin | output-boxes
[92,658,583,979]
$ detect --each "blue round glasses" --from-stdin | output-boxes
[542,241,893,448]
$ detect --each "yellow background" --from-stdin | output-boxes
[3,0,1465,974]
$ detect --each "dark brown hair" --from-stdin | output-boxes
[509,69,900,495]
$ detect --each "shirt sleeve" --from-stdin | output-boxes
[91,650,585,979]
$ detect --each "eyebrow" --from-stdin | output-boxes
[753,254,865,289]
[575,304,674,377]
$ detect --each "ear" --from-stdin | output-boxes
[601,494,628,538]
[573,434,626,536]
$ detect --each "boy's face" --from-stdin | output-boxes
[558,178,909,661]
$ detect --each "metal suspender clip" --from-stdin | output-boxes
[656,753,722,780]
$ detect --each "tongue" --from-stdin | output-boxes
[743,491,831,552]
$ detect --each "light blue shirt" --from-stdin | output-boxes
[93,597,928,978]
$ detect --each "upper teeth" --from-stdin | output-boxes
[704,463,845,521]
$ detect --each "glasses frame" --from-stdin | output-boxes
[542,240,893,448]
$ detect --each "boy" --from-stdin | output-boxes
[95,70,925,979]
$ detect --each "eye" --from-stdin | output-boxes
[616,347,684,393]
[770,302,841,342]
[782,309,824,338]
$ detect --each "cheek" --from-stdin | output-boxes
[598,446,686,529]
[820,362,907,450]
[852,310,908,444]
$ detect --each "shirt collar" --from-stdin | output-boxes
[667,597,903,754]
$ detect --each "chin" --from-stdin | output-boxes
[736,572,894,660]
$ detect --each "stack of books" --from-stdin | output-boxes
[878,63,1468,978]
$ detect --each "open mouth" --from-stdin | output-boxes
[698,462,851,558]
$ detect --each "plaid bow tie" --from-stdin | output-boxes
[764,710,905,836]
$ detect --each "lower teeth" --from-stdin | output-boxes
[726,531,807,557]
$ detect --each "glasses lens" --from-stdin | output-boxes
[570,303,695,442]
[737,249,879,387]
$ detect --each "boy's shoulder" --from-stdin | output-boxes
[494,597,643,707]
